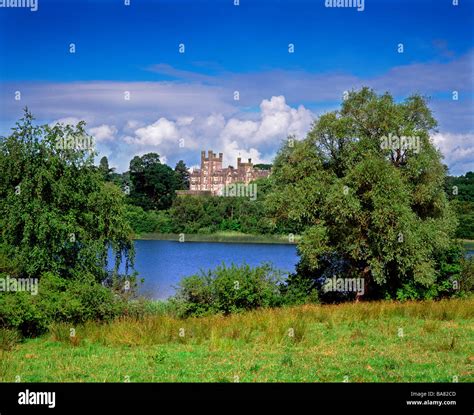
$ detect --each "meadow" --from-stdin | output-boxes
[1,298,472,383]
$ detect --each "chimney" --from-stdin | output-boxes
[248,158,252,164]
[237,157,241,166]
[201,150,206,160]
[219,152,223,160]
[208,150,213,159]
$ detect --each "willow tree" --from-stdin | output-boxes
[0,110,134,281]
[267,88,460,300]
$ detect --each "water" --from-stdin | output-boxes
[109,240,299,299]
[109,242,473,300]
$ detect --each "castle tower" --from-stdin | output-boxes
[188,150,270,195]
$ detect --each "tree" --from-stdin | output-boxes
[174,160,190,190]
[0,110,134,281]
[128,153,179,210]
[446,172,474,239]
[98,156,114,181]
[253,163,272,171]
[267,88,459,300]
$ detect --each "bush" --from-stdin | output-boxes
[154,211,174,233]
[167,186,278,235]
[125,205,158,234]
[280,273,319,305]
[459,256,474,295]
[171,263,287,317]
[0,328,21,351]
[0,272,125,336]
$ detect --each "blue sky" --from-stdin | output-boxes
[0,0,473,173]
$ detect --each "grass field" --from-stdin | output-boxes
[1,298,473,383]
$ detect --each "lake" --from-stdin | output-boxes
[110,240,299,299]
[110,241,474,300]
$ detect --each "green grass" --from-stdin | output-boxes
[136,231,300,244]
[1,298,473,382]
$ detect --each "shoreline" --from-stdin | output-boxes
[134,233,474,248]
[461,239,474,250]
[134,232,299,245]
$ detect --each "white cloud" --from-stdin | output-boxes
[176,116,194,126]
[51,117,81,126]
[2,51,472,175]
[431,132,474,175]
[221,96,313,147]
[222,141,266,167]
[88,124,117,142]
[126,117,180,147]
[124,120,143,131]
[220,119,259,142]
[113,96,313,171]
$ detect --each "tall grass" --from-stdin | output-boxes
[47,298,474,348]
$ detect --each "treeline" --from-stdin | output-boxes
[1,90,474,337]
[100,153,280,236]
[102,149,474,241]
[123,179,299,235]
[446,172,474,239]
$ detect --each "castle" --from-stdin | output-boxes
[179,150,270,196]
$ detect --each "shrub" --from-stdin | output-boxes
[0,272,125,336]
[125,205,160,234]
[394,244,466,301]
[0,328,21,351]
[459,256,474,295]
[154,211,174,233]
[280,273,319,305]
[172,263,287,317]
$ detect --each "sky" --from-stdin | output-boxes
[0,0,473,174]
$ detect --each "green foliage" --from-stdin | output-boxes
[128,153,179,210]
[279,273,320,305]
[124,204,173,234]
[98,156,114,181]
[172,263,288,317]
[0,111,137,336]
[0,110,134,280]
[394,243,464,301]
[167,180,276,235]
[153,210,174,234]
[174,160,190,190]
[459,256,474,294]
[122,173,288,236]
[453,201,474,239]
[0,272,125,336]
[446,172,474,202]
[109,170,130,193]
[0,328,21,351]
[267,88,461,300]
[445,172,474,239]
[253,163,272,171]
